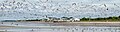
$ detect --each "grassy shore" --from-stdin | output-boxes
[80,20,120,22]
[80,16,120,22]
[18,16,120,22]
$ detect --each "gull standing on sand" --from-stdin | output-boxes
[10,22,12,25]
[31,29,34,31]
[15,24,18,26]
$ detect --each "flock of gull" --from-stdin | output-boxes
[0,0,120,20]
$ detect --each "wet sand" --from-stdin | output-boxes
[1,22,120,26]
[0,22,120,32]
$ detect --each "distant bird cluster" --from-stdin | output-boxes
[0,0,120,20]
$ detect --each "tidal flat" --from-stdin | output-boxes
[0,22,120,32]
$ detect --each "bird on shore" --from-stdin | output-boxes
[75,28,78,31]
[22,0,26,2]
[15,24,18,26]
[99,4,107,7]
[11,23,13,25]
[103,4,107,7]
[114,3,120,8]
[31,29,34,31]
[72,3,76,6]
[39,0,48,3]
[72,30,74,32]
[5,30,7,31]
[81,29,84,32]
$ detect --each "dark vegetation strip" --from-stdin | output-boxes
[24,16,120,22]
[80,16,120,21]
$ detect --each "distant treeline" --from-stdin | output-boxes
[25,16,120,21]
[80,16,120,21]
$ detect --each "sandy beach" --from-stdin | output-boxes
[0,22,120,32]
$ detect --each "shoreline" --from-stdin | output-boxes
[1,21,120,27]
